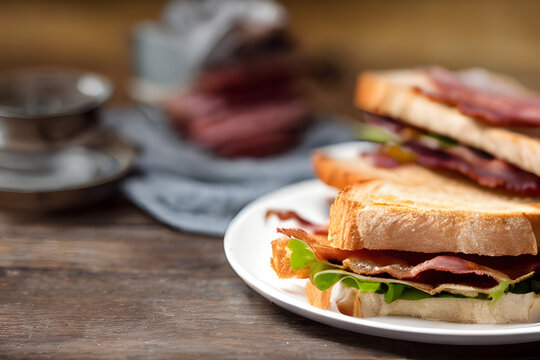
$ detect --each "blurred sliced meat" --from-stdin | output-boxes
[215,131,300,158]
[165,81,299,126]
[187,99,309,147]
[163,46,311,158]
[195,52,303,93]
[164,93,226,128]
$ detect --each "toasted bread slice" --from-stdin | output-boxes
[355,69,540,177]
[312,143,540,255]
[312,143,473,190]
[328,179,540,256]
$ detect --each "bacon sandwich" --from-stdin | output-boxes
[269,67,540,324]
[348,66,540,196]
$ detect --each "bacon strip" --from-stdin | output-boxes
[344,255,511,284]
[405,141,540,196]
[277,227,540,290]
[266,210,329,236]
[363,113,540,196]
[416,66,540,127]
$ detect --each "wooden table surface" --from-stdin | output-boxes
[0,197,538,359]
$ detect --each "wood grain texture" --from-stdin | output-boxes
[0,2,538,356]
[0,199,538,359]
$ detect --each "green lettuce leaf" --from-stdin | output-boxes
[506,277,540,294]
[423,133,458,148]
[384,283,406,304]
[489,281,511,303]
[357,124,398,144]
[288,238,332,275]
[397,287,433,301]
[532,279,540,293]
[287,238,528,304]
[313,271,342,291]
[342,276,381,292]
[288,237,317,270]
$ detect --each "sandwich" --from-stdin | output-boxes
[269,169,540,324]
[268,67,540,324]
[344,66,540,196]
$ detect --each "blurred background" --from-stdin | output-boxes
[2,0,540,234]
[2,0,540,115]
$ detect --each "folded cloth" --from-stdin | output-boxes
[102,107,354,236]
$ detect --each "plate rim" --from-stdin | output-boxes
[224,179,540,345]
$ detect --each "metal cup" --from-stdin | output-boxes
[0,68,113,151]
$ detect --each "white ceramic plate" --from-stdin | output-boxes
[224,178,540,345]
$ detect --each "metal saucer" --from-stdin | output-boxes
[0,130,137,210]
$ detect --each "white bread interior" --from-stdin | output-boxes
[327,179,540,256]
[355,69,540,177]
[328,282,540,324]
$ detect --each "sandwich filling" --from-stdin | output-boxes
[358,113,540,196]
[269,211,540,304]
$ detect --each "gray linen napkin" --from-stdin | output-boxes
[103,107,354,236]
